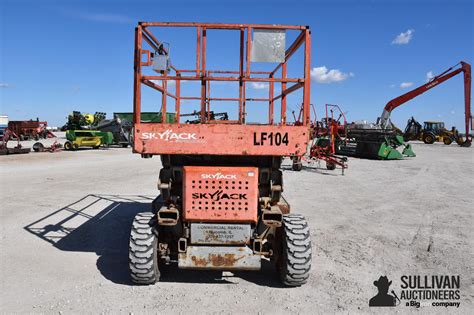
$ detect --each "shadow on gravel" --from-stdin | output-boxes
[24,194,150,285]
[24,194,284,287]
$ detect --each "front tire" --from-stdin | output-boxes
[443,137,452,145]
[277,214,312,286]
[64,141,72,150]
[129,212,160,285]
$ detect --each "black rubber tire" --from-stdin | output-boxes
[122,143,129,148]
[93,146,100,149]
[423,133,435,144]
[292,162,303,171]
[72,143,79,150]
[277,214,312,287]
[326,162,336,170]
[64,141,72,150]
[443,137,452,145]
[32,142,44,152]
[129,212,160,285]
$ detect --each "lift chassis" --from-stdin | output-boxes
[131,22,312,286]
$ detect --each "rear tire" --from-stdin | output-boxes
[292,161,303,171]
[326,162,336,170]
[423,133,435,144]
[72,143,79,150]
[292,156,303,171]
[129,212,160,285]
[277,214,312,286]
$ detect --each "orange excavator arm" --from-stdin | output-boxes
[378,61,471,143]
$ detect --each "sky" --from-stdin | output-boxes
[1,0,473,129]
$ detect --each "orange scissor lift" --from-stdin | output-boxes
[130,22,312,286]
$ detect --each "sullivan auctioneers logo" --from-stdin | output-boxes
[369,275,461,308]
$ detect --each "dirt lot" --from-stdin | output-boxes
[0,137,473,313]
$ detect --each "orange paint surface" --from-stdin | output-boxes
[134,123,309,156]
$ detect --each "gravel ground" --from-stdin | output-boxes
[0,137,473,313]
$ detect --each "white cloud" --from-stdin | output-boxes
[392,29,415,45]
[151,80,178,87]
[250,82,268,89]
[390,84,396,88]
[0,83,9,88]
[310,66,354,84]
[400,82,413,88]
[450,110,455,115]
[426,71,435,82]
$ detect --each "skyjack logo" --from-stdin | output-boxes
[192,190,247,201]
[201,173,237,180]
[141,130,198,142]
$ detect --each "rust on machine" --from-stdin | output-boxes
[179,246,261,270]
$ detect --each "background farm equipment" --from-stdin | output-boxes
[32,141,62,153]
[403,117,467,145]
[0,129,30,155]
[61,111,106,131]
[114,111,176,123]
[0,115,8,138]
[7,119,55,141]
[292,104,348,173]
[338,61,471,159]
[337,124,415,160]
[180,110,229,124]
[64,130,113,150]
[94,117,132,147]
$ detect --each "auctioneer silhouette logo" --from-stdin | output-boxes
[369,276,398,307]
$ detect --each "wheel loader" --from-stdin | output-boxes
[403,117,467,145]
[129,22,312,286]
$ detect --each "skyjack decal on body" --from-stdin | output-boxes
[192,190,247,201]
[201,173,237,180]
[141,130,198,142]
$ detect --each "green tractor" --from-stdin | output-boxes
[64,130,113,150]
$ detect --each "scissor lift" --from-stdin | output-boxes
[130,22,312,286]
